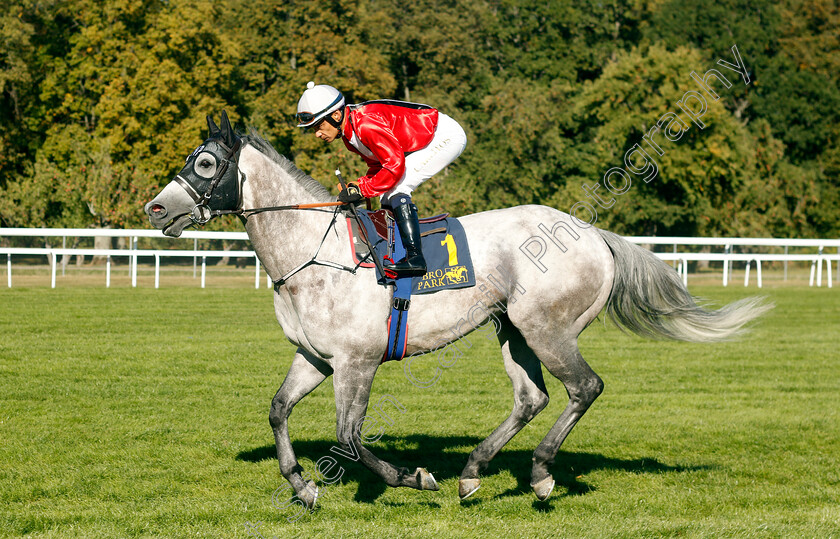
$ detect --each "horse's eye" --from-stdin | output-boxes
[194,152,217,178]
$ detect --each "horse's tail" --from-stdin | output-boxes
[598,229,773,342]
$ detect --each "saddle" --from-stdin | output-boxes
[347,209,449,273]
[346,207,476,295]
[366,209,450,242]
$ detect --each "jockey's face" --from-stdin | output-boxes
[312,110,343,143]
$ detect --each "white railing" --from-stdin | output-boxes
[653,252,838,288]
[0,227,258,289]
[625,236,840,289]
[1,228,839,289]
[0,247,267,289]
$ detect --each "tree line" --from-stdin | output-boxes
[1,0,837,238]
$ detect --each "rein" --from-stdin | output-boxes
[180,140,376,290]
[183,139,344,223]
[208,200,344,219]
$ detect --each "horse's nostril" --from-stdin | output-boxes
[150,204,166,215]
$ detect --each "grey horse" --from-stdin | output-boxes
[145,112,771,508]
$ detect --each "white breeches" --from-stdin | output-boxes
[380,113,467,205]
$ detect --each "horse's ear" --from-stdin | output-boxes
[220,110,236,145]
[206,114,220,135]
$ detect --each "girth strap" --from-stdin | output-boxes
[383,222,412,363]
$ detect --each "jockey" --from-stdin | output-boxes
[296,82,467,277]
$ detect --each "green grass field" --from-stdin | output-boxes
[1,284,838,538]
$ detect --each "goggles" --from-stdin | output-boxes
[295,111,317,124]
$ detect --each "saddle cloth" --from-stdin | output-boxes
[346,208,475,363]
[346,208,476,293]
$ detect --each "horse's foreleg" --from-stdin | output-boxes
[332,362,438,492]
[529,340,603,501]
[458,318,549,499]
[269,348,332,509]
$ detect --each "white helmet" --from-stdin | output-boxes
[296,82,345,128]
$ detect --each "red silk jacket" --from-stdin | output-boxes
[341,100,439,197]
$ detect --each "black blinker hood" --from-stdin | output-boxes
[183,110,242,212]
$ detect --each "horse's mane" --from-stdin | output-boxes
[242,129,332,201]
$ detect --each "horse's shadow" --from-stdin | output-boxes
[237,434,712,509]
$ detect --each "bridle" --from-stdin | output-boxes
[172,137,243,226]
[175,137,346,225]
[173,138,380,290]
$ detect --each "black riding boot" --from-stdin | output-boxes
[385,201,427,277]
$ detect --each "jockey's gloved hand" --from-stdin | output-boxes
[338,183,364,204]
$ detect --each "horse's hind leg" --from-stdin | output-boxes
[458,316,549,499]
[269,348,333,509]
[528,338,603,500]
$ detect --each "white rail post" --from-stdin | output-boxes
[201,256,206,288]
[155,254,160,289]
[254,256,260,289]
[682,257,688,286]
[7,253,11,288]
[193,238,198,278]
[809,257,816,287]
[757,259,763,288]
[784,245,788,281]
[50,250,57,288]
[723,244,730,286]
[62,237,67,276]
[744,260,751,287]
[106,255,111,288]
[131,236,138,287]
[816,246,824,287]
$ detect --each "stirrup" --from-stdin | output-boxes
[385,260,426,278]
[384,256,427,277]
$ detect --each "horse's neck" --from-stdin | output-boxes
[240,144,332,208]
[238,145,342,281]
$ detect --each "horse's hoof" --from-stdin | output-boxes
[416,468,439,491]
[299,480,320,509]
[531,476,555,501]
[458,478,481,499]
